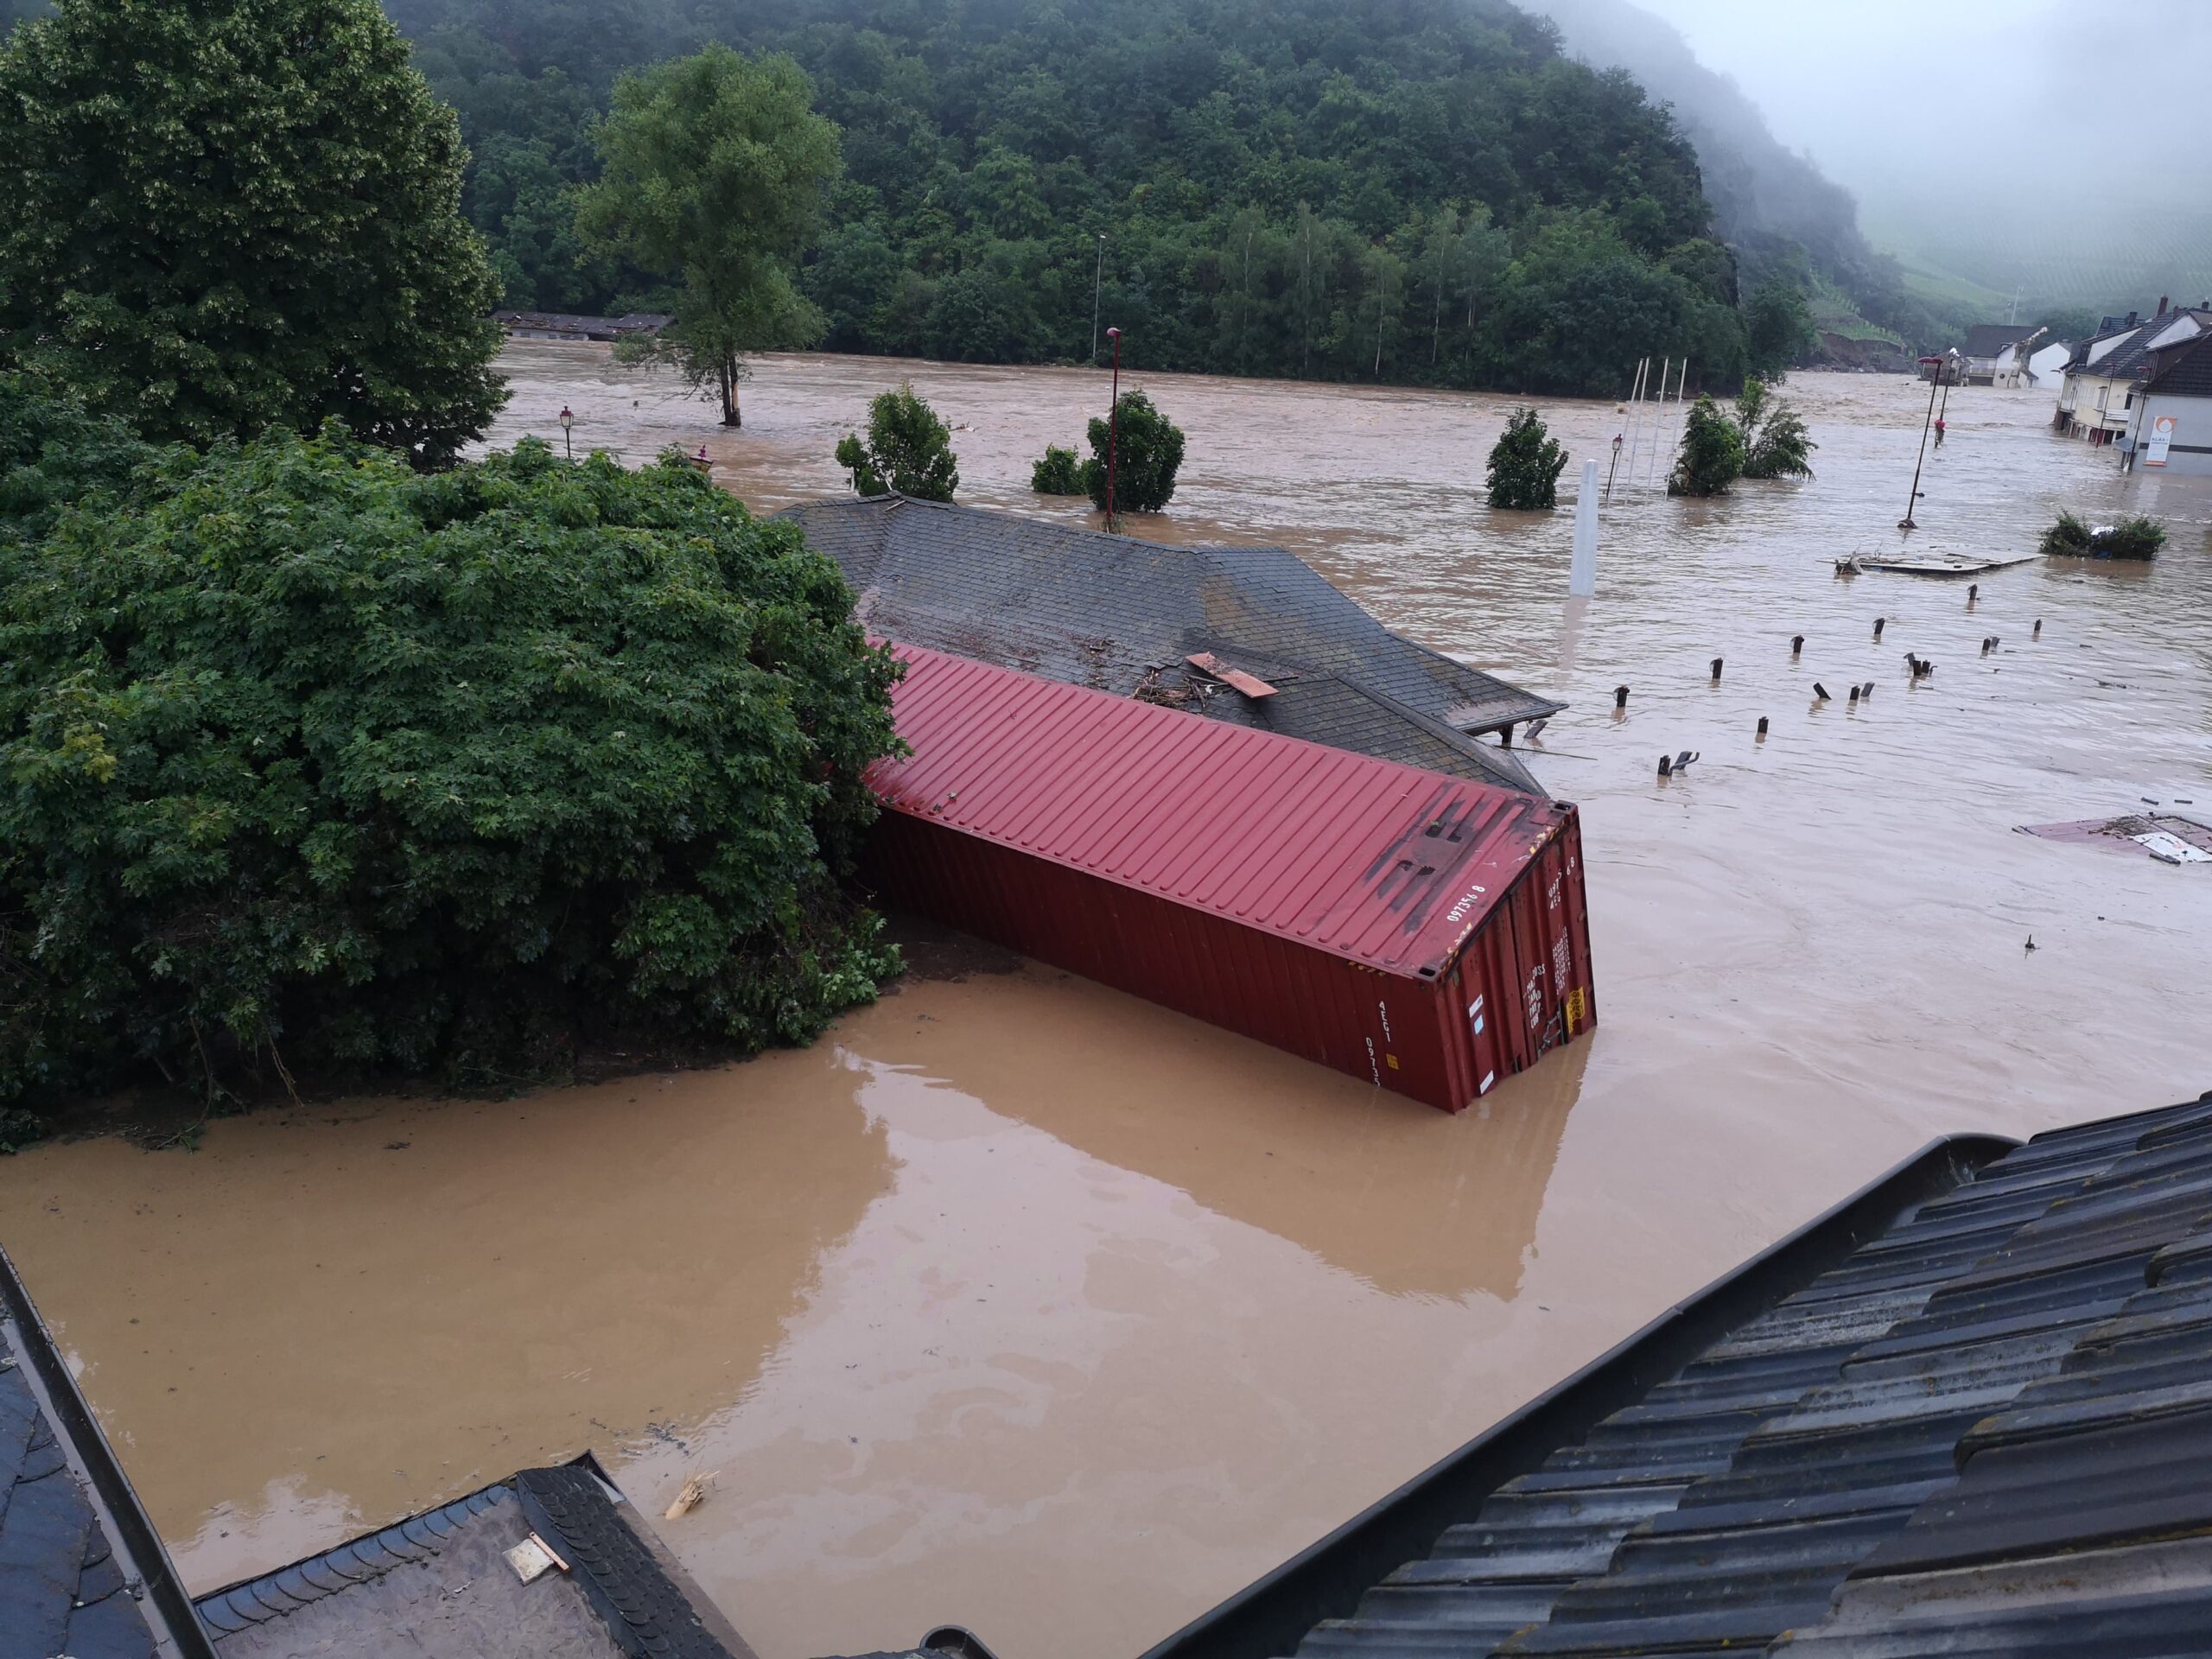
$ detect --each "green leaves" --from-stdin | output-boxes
[1485,406,1567,510]
[0,387,904,1109]
[836,384,957,502]
[577,43,842,423]
[1084,390,1185,518]
[0,0,506,467]
[1668,395,1746,498]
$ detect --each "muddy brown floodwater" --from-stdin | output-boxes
[4,346,2209,1659]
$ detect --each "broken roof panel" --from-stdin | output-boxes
[778,496,1559,793]
[1139,1090,2212,1659]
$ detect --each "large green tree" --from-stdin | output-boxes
[0,377,903,1115]
[0,0,505,465]
[577,44,841,427]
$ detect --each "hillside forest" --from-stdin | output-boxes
[389,0,1808,395]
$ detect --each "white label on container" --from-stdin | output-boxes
[1479,1071,1496,1094]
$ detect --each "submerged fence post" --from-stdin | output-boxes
[1569,458,1599,596]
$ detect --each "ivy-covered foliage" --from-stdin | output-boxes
[1085,390,1185,517]
[0,0,505,466]
[396,0,1754,395]
[834,384,959,500]
[0,380,904,1112]
[1669,394,1745,496]
[1485,407,1568,509]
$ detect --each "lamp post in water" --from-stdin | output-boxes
[1900,358,1942,529]
[558,404,574,460]
[1104,327,1122,531]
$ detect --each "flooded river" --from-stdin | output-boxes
[3,347,2208,1659]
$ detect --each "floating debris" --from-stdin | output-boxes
[2017,813,2212,867]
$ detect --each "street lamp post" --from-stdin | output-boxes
[558,404,574,460]
[1104,327,1122,531]
[1090,234,1106,365]
[1900,358,1942,529]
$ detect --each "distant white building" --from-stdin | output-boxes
[2026,340,2073,385]
[2054,303,2212,450]
[1954,324,2047,388]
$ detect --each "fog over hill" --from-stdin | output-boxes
[1568,0,2212,321]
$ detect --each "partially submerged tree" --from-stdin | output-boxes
[0,0,505,465]
[1669,395,1745,497]
[1031,444,1085,495]
[835,385,957,500]
[1485,406,1568,509]
[1084,390,1185,518]
[578,44,841,427]
[1733,378,1817,480]
[0,380,904,1116]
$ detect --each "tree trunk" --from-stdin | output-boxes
[720,353,741,429]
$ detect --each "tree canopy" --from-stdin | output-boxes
[1087,390,1185,518]
[397,0,1757,396]
[0,0,505,465]
[836,384,958,499]
[577,44,842,426]
[0,378,903,1115]
[1485,406,1567,510]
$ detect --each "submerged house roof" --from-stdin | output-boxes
[1,1245,211,1659]
[778,495,1560,796]
[3,1246,751,1659]
[1143,1089,2212,1659]
[193,1459,750,1659]
[1957,323,2042,359]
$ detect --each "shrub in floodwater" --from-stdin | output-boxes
[1484,406,1568,510]
[1032,444,1085,495]
[1669,394,1745,497]
[1733,377,1817,480]
[2040,510,2164,560]
[1084,389,1185,517]
[0,380,905,1113]
[835,383,959,500]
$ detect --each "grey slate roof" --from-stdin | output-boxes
[1958,324,2037,359]
[778,495,1558,797]
[1,1249,209,1659]
[1143,1090,2212,1659]
[2146,332,2212,398]
[196,1461,752,1659]
[2070,309,2212,384]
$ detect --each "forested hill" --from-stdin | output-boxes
[400,0,1762,394]
[1531,0,1942,352]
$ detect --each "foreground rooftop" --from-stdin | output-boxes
[1146,1089,2212,1658]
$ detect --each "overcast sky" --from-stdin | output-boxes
[1623,0,2211,224]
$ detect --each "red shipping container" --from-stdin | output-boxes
[864,645,1595,1111]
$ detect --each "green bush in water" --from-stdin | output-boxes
[835,383,958,500]
[1032,444,1085,495]
[0,381,905,1113]
[1484,406,1568,509]
[1669,394,1746,497]
[2040,510,2164,560]
[1733,377,1816,480]
[1084,390,1185,517]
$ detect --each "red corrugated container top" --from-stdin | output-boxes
[869,644,1573,982]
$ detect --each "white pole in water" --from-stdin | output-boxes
[1643,357,1672,490]
[1620,356,1649,493]
[1569,457,1600,596]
